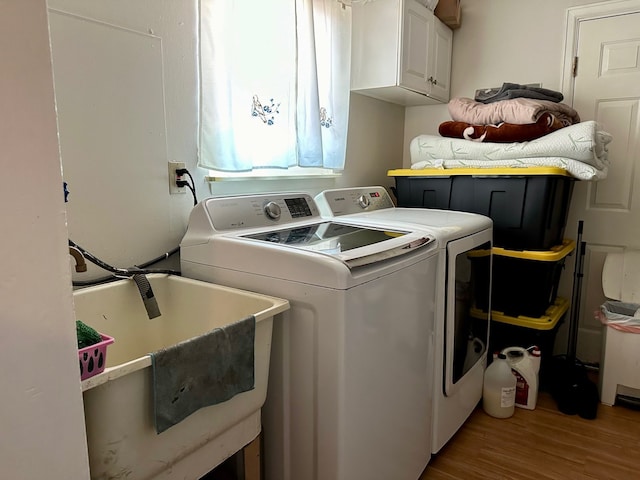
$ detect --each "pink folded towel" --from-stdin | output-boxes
[448,97,581,127]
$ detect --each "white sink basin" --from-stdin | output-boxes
[73,274,289,480]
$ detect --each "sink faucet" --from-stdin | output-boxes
[69,246,87,272]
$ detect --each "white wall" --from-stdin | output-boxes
[48,0,200,279]
[46,0,404,282]
[0,1,91,478]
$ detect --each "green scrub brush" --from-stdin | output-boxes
[76,320,103,349]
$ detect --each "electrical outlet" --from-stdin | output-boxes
[168,161,186,194]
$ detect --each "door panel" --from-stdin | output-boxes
[565,11,640,364]
[48,7,171,268]
[429,18,452,102]
[401,0,431,92]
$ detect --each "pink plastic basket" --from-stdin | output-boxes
[78,334,114,381]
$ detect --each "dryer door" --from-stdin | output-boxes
[443,231,492,397]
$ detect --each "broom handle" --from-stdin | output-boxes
[567,221,585,363]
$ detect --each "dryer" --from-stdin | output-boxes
[315,186,493,454]
[180,193,440,480]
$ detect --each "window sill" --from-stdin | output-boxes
[205,167,341,182]
[204,169,340,197]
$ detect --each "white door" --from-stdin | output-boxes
[562,6,640,364]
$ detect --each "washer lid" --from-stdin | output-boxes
[241,221,434,268]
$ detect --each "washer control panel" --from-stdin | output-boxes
[315,186,395,217]
[205,193,320,231]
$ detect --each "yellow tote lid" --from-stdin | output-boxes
[492,239,575,261]
[388,167,572,177]
[466,239,575,261]
[471,297,570,330]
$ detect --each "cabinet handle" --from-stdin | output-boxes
[427,76,438,85]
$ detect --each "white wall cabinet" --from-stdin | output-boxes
[351,0,452,106]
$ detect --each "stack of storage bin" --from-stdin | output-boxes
[389,167,575,384]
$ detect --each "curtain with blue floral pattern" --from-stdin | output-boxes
[199,0,351,172]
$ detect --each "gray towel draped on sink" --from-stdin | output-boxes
[150,315,256,434]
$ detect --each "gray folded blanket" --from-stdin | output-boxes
[475,82,564,104]
[151,315,256,434]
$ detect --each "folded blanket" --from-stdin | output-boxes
[475,83,564,104]
[410,121,613,181]
[438,112,565,143]
[410,157,607,181]
[448,97,581,127]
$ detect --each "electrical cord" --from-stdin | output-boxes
[178,180,197,206]
[176,168,198,206]
[136,246,180,269]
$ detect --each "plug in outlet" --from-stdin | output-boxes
[168,161,186,194]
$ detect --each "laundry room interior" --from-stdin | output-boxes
[5,0,640,479]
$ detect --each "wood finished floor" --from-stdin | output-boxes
[419,392,640,480]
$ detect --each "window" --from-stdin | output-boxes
[198,0,352,174]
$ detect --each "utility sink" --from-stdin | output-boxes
[73,274,289,480]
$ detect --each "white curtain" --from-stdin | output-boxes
[199,0,352,172]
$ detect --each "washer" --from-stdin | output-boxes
[315,186,493,454]
[180,193,440,480]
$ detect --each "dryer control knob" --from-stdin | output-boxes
[264,201,282,220]
[357,194,370,209]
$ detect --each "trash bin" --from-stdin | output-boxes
[598,250,640,406]
[597,301,640,332]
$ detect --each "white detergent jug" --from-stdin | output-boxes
[502,346,541,410]
[483,353,516,418]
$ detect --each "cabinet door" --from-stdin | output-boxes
[427,18,452,102]
[400,0,432,94]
